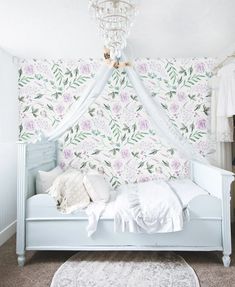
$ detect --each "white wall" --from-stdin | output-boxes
[0,48,18,246]
[0,0,235,59]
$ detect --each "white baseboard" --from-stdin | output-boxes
[0,220,16,247]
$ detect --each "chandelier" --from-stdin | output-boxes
[89,0,138,59]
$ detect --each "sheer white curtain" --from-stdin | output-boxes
[46,64,114,140]
[44,59,207,163]
[126,64,207,162]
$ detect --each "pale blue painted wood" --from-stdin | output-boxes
[17,140,57,267]
[17,142,234,267]
[25,194,222,251]
[26,220,222,249]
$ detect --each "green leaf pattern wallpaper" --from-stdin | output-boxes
[18,58,215,188]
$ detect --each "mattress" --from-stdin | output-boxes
[27,179,208,220]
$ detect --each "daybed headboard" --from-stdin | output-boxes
[17,139,57,261]
[17,140,58,199]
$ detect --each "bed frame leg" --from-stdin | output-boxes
[222,253,231,267]
[17,143,27,268]
[221,175,233,268]
[17,253,25,267]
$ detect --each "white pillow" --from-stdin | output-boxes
[36,166,63,194]
[83,174,110,203]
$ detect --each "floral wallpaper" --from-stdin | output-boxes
[18,58,215,188]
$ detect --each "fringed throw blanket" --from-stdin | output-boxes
[114,181,184,233]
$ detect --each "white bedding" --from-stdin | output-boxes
[47,175,208,237]
[100,179,208,219]
[86,179,208,236]
[114,180,184,234]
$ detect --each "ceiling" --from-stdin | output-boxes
[0,0,235,59]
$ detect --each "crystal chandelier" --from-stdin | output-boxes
[89,0,138,59]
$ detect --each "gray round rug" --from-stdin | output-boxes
[50,251,200,287]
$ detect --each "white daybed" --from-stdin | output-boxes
[16,140,234,267]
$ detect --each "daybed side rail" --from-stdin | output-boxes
[191,160,234,267]
[16,140,57,266]
[190,160,234,200]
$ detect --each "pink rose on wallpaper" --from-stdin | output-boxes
[25,120,35,131]
[137,63,148,74]
[169,103,179,114]
[59,162,66,170]
[64,149,73,159]
[177,91,186,102]
[24,64,34,75]
[113,160,123,170]
[195,62,205,74]
[55,104,65,115]
[196,119,207,130]
[170,160,181,171]
[80,64,91,75]
[138,119,149,131]
[81,120,92,131]
[139,175,150,183]
[120,91,129,103]
[121,148,130,159]
[63,93,72,103]
[112,103,122,114]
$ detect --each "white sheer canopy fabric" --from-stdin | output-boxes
[125,63,206,162]
[45,60,206,163]
[46,65,114,140]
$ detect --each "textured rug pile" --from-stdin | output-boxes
[50,251,200,287]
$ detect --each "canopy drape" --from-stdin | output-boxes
[46,64,114,140]
[45,57,207,163]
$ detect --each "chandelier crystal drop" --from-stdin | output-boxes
[89,0,138,59]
